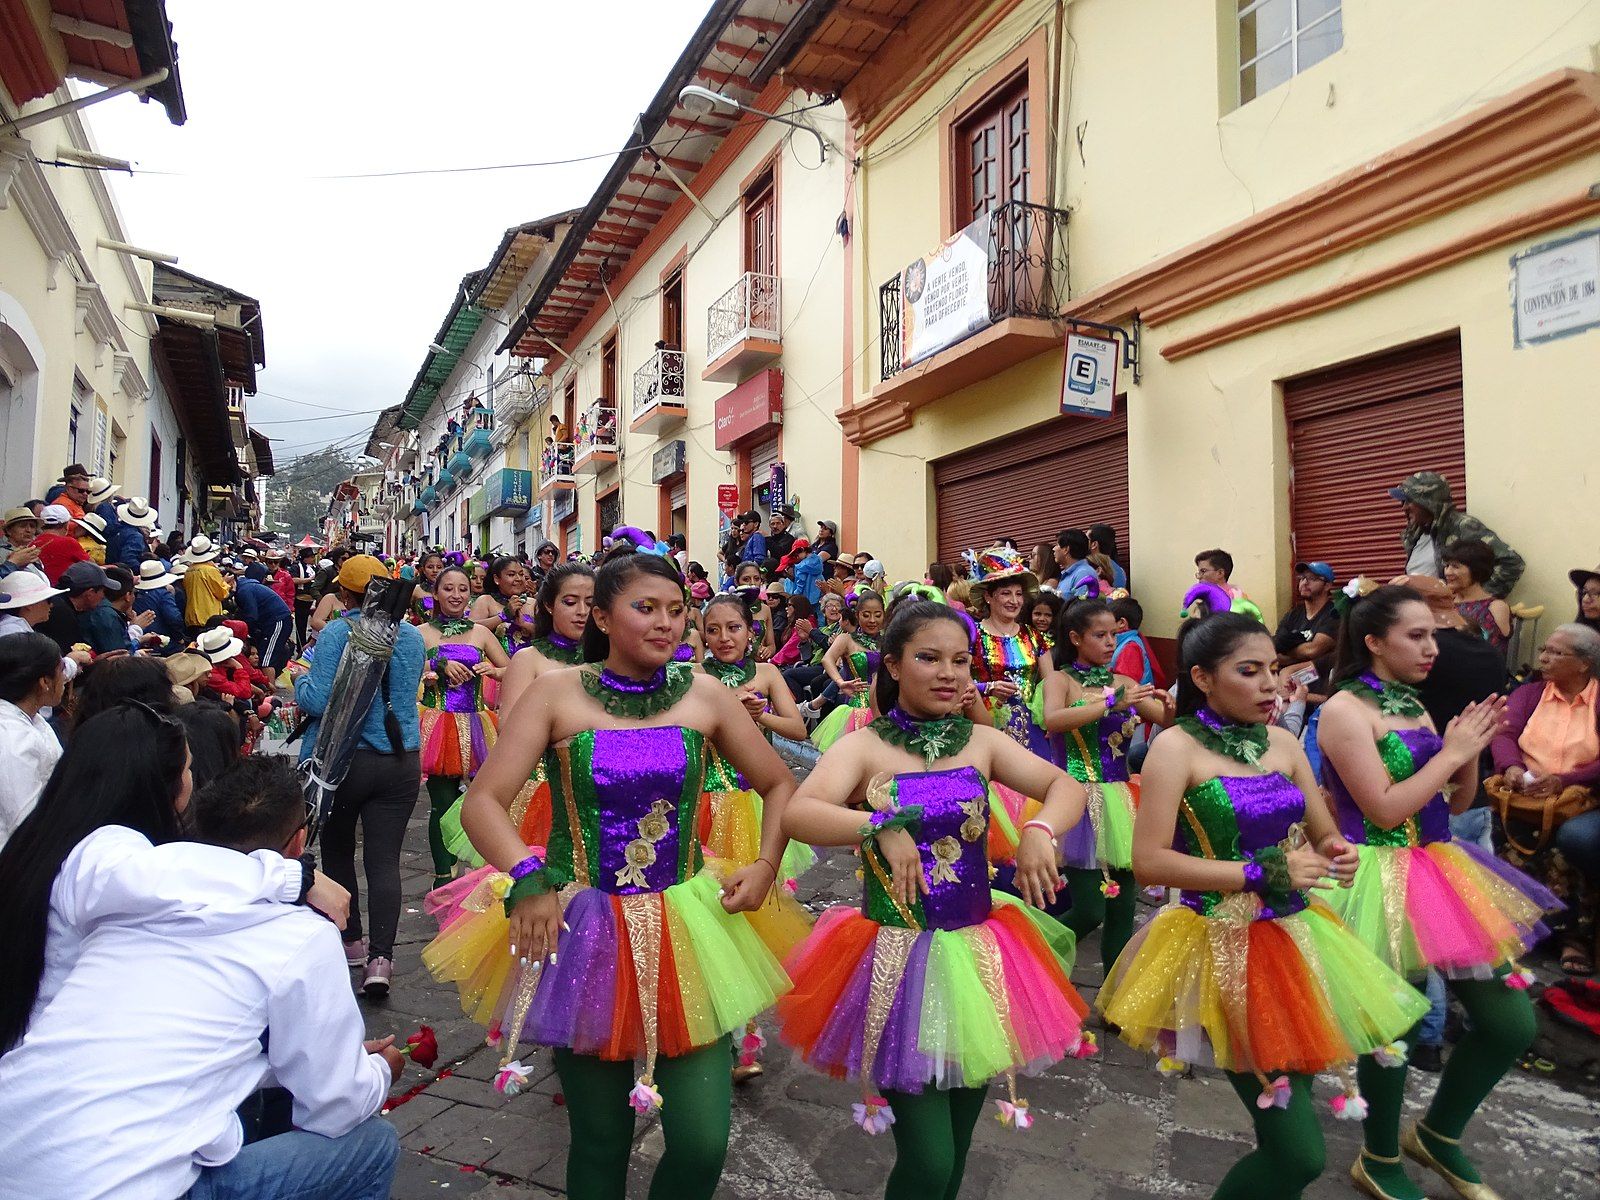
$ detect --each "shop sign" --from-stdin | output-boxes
[1512,228,1600,347]
[769,463,787,513]
[716,484,739,516]
[1060,333,1118,419]
[714,368,783,450]
[551,489,575,522]
[485,468,533,516]
[651,439,687,483]
[900,212,993,367]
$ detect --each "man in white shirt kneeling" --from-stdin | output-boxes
[0,757,403,1200]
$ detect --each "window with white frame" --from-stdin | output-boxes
[70,375,92,464]
[93,405,109,477]
[1237,0,1342,104]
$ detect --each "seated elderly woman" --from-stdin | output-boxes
[1488,622,1600,975]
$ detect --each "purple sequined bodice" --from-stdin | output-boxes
[430,643,484,713]
[1325,727,1451,848]
[1177,773,1309,919]
[863,767,990,931]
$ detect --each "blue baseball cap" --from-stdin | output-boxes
[1295,561,1335,583]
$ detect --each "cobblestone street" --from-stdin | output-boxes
[356,794,1600,1199]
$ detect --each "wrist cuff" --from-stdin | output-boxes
[1243,846,1292,896]
[859,804,923,844]
[293,851,317,905]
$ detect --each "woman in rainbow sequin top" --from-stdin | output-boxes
[1098,613,1428,1200]
[778,600,1090,1200]
[424,554,799,1200]
[1318,586,1557,1200]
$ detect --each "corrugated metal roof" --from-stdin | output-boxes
[398,270,486,430]
[500,0,818,357]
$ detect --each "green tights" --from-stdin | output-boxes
[552,1036,733,1200]
[425,775,460,887]
[881,1085,988,1200]
[1059,867,1137,975]
[1355,974,1537,1199]
[1216,1072,1325,1199]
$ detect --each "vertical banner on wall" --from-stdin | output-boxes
[768,463,787,514]
[899,212,994,367]
[1060,332,1118,419]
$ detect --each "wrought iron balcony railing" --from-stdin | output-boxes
[878,200,1069,382]
[707,271,781,365]
[632,348,685,421]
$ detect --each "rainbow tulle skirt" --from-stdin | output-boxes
[423,870,800,1060]
[1098,900,1429,1075]
[419,707,496,779]
[1320,841,1558,979]
[811,701,873,752]
[1059,780,1137,872]
[440,771,553,871]
[776,894,1089,1093]
[698,787,816,886]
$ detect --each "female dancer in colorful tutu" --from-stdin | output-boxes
[425,553,799,1200]
[812,590,886,750]
[1099,612,1429,1200]
[731,560,777,660]
[700,591,815,1081]
[969,546,1053,759]
[419,565,510,888]
[441,562,595,867]
[1042,597,1171,974]
[778,599,1089,1199]
[407,550,446,624]
[471,556,537,663]
[701,592,813,888]
[1317,586,1555,1200]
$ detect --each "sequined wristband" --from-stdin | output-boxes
[1242,846,1292,895]
[858,804,923,845]
[509,852,545,880]
[503,870,552,914]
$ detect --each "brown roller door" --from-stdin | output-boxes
[1285,335,1465,582]
[933,405,1129,564]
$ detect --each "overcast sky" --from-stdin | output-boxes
[89,0,707,464]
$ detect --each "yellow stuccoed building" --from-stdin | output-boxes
[810,0,1600,651]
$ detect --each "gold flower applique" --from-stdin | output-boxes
[865,773,897,814]
[617,799,674,889]
[930,836,962,884]
[959,798,986,844]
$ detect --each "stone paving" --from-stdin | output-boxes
[355,800,1600,1199]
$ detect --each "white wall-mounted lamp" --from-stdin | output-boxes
[677,85,841,163]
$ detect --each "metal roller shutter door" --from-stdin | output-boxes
[670,479,686,510]
[749,437,780,489]
[1285,335,1465,583]
[933,406,1129,564]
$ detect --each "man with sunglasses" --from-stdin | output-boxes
[0,756,400,1200]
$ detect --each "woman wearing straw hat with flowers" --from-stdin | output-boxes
[966,547,1057,845]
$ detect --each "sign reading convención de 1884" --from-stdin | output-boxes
[1511,228,1600,347]
[899,212,994,367]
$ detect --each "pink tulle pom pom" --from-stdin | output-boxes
[1373,1040,1407,1068]
[628,1078,664,1116]
[485,1021,503,1049]
[1505,968,1535,990]
[994,1099,1034,1130]
[782,878,798,894]
[1069,1031,1099,1060]
[1256,1076,1291,1109]
[1330,1092,1368,1121]
[1100,879,1121,899]
[852,1097,895,1135]
[493,1060,530,1097]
